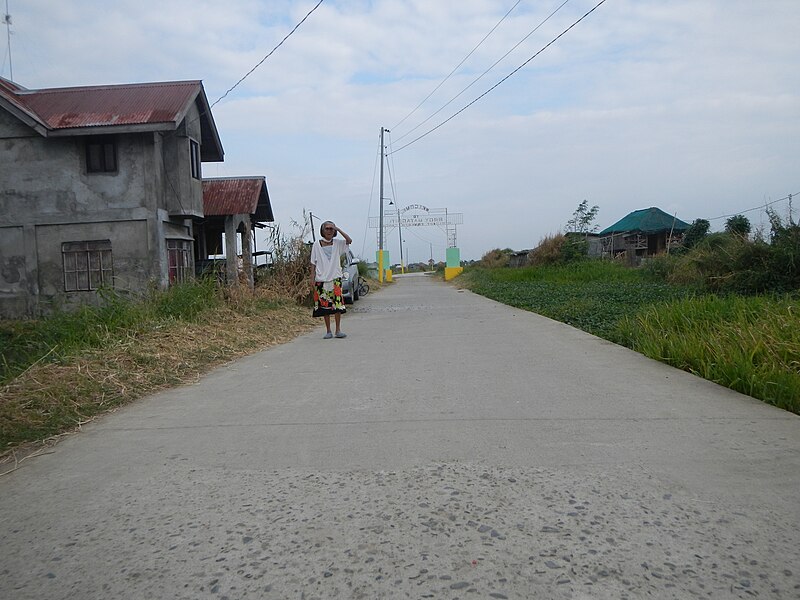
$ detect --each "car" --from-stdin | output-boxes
[340,250,360,304]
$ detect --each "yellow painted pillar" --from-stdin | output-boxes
[444,247,463,280]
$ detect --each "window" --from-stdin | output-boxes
[167,239,192,284]
[190,139,201,180]
[86,137,117,173]
[62,240,113,291]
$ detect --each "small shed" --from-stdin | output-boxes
[597,207,690,263]
[509,249,532,268]
[197,177,274,289]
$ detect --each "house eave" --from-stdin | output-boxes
[44,122,179,138]
[0,96,49,136]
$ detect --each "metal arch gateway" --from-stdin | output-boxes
[369,205,464,248]
[369,204,465,280]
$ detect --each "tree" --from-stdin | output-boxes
[682,218,710,249]
[566,200,599,237]
[725,214,751,238]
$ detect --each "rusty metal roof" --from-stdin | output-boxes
[14,80,201,129]
[0,77,223,161]
[203,177,274,222]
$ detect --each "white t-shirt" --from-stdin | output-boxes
[310,238,348,282]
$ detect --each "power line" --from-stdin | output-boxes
[391,0,524,131]
[390,0,607,155]
[210,0,324,108]
[392,0,571,145]
[708,192,798,222]
[360,138,381,259]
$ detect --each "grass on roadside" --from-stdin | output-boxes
[460,262,799,414]
[0,282,316,456]
[0,278,222,384]
[462,262,692,340]
[617,294,800,413]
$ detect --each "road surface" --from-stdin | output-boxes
[1,274,799,599]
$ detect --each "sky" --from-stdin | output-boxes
[2,0,799,262]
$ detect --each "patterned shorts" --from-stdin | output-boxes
[313,278,346,317]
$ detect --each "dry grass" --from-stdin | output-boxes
[0,297,316,469]
[528,233,566,266]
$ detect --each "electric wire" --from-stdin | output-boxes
[392,0,571,144]
[385,142,403,259]
[390,0,606,155]
[708,192,798,222]
[384,131,450,254]
[360,137,381,259]
[390,0,523,131]
[210,0,325,109]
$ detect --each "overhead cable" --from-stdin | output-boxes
[391,0,524,131]
[392,0,572,144]
[708,192,798,222]
[360,139,382,259]
[390,0,607,155]
[211,0,325,108]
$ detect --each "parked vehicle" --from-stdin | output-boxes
[340,251,360,303]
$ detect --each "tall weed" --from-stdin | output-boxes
[617,295,800,413]
[257,222,313,303]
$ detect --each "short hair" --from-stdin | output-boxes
[320,221,336,237]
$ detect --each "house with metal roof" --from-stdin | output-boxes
[0,76,224,317]
[596,207,690,262]
[198,177,274,289]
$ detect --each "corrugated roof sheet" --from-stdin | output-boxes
[203,177,274,222]
[599,207,690,236]
[0,77,223,161]
[14,80,202,129]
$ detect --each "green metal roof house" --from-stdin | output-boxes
[597,207,690,262]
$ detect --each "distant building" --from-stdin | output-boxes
[596,207,690,263]
[509,250,532,268]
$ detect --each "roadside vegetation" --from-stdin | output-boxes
[464,205,800,414]
[0,223,363,460]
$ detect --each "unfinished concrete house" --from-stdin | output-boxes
[197,177,274,290]
[0,77,224,318]
[597,207,690,264]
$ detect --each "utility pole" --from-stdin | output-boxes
[397,204,404,274]
[378,127,387,282]
[3,0,12,81]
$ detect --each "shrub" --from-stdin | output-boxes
[528,233,565,266]
[725,214,751,238]
[681,218,710,250]
[257,223,313,302]
[480,248,512,268]
[640,253,680,282]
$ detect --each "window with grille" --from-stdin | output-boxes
[190,139,201,180]
[167,239,192,284]
[62,240,113,291]
[86,137,117,173]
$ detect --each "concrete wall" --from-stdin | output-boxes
[161,103,204,218]
[0,106,205,318]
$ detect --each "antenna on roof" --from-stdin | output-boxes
[3,0,11,81]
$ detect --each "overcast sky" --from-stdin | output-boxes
[3,0,799,262]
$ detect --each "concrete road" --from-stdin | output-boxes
[1,274,799,599]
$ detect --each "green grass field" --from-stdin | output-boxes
[462,262,799,414]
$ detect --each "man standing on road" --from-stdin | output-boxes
[310,221,352,339]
